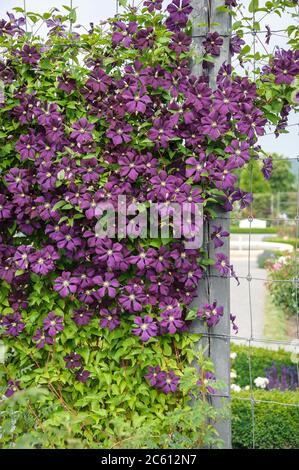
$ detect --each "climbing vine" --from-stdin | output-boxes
[0,0,298,448]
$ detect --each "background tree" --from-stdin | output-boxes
[269,154,296,193]
[240,160,271,194]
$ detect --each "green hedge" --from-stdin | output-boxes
[232,390,299,449]
[231,227,277,234]
[263,237,298,248]
[231,344,294,388]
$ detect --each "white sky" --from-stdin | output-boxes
[0,0,298,158]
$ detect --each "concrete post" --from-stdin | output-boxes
[190,0,232,449]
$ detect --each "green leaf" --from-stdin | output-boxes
[57,170,65,181]
[52,200,66,211]
[248,0,259,13]
[69,9,77,24]
[185,309,197,321]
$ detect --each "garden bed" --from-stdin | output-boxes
[231,345,299,448]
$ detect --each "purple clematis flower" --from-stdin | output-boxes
[5,379,22,398]
[95,238,123,269]
[129,246,155,270]
[201,111,229,140]
[149,246,172,273]
[122,85,152,114]
[197,301,224,327]
[76,369,90,383]
[180,265,203,288]
[3,312,25,336]
[19,45,40,65]
[78,158,104,184]
[32,328,54,349]
[43,311,64,337]
[106,121,133,146]
[99,308,120,331]
[262,157,273,180]
[77,284,96,305]
[157,370,180,394]
[203,32,223,56]
[170,31,192,54]
[54,272,79,298]
[144,365,162,386]
[53,225,82,252]
[270,49,299,85]
[185,153,208,182]
[213,86,240,114]
[85,67,112,93]
[30,246,59,275]
[214,253,231,276]
[166,0,193,31]
[236,105,267,138]
[119,284,147,313]
[211,226,230,248]
[58,73,77,94]
[150,170,177,198]
[37,163,57,190]
[118,152,144,181]
[72,307,94,326]
[44,116,64,143]
[13,245,33,270]
[94,273,120,298]
[64,352,83,369]
[160,308,184,334]
[230,35,245,55]
[15,132,40,160]
[225,140,250,167]
[135,27,156,50]
[144,0,163,12]
[132,315,158,342]
[0,195,13,219]
[112,21,138,48]
[148,117,177,148]
[5,168,30,193]
[70,118,94,144]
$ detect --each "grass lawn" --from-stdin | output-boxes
[263,293,287,340]
[263,237,299,248]
[263,292,298,340]
[231,227,277,234]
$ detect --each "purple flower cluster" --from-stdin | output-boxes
[63,352,90,383]
[203,32,224,57]
[145,366,180,394]
[32,312,64,349]
[4,379,22,397]
[166,0,193,32]
[197,301,224,328]
[197,370,216,395]
[266,362,298,391]
[263,49,299,85]
[1,0,294,395]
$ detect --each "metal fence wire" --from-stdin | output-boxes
[18,0,299,449]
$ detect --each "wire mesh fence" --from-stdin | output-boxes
[230,0,299,449]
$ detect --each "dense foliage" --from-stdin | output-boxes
[232,389,299,449]
[231,344,297,388]
[266,254,299,317]
[0,0,298,447]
